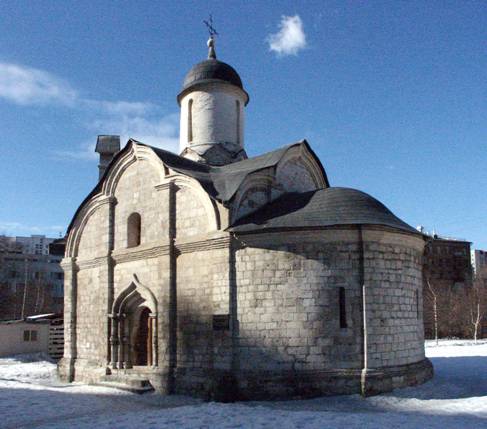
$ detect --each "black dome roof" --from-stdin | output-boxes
[230,187,420,235]
[183,59,243,89]
[178,59,248,104]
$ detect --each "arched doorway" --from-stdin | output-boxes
[135,307,152,366]
[110,276,158,370]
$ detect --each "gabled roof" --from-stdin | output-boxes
[67,140,328,234]
[149,140,328,202]
[229,187,420,235]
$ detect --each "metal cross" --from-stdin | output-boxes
[203,15,219,37]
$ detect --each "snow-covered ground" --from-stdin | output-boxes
[1,341,487,428]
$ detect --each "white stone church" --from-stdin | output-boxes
[59,37,432,400]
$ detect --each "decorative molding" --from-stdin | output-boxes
[112,244,171,264]
[77,256,110,270]
[176,236,231,254]
[155,181,176,192]
[60,257,78,272]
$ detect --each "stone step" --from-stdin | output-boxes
[97,375,154,394]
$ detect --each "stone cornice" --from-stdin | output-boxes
[176,236,231,254]
[155,182,175,192]
[77,256,110,270]
[112,244,171,264]
[60,257,78,271]
[72,235,233,270]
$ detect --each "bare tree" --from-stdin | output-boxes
[467,278,486,342]
[425,278,439,345]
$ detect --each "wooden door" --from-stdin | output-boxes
[135,308,151,365]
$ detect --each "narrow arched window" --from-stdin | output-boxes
[127,213,141,248]
[188,99,193,143]
[416,289,420,319]
[236,100,240,145]
[339,287,347,328]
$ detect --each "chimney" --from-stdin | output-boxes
[95,135,120,180]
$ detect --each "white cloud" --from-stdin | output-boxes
[0,61,179,158]
[52,113,179,161]
[82,99,156,116]
[267,15,307,56]
[51,140,98,161]
[91,113,180,152]
[0,62,77,105]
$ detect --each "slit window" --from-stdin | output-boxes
[188,99,193,143]
[127,213,141,248]
[416,289,419,319]
[339,287,347,328]
[236,100,240,145]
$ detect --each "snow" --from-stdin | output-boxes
[1,342,487,428]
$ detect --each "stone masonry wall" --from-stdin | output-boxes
[175,185,209,239]
[234,229,426,375]
[77,205,109,259]
[176,247,231,365]
[76,266,106,363]
[362,229,425,368]
[235,231,363,373]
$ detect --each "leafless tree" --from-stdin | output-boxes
[425,278,439,345]
[466,277,487,342]
[0,248,54,320]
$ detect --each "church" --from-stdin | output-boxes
[59,36,433,400]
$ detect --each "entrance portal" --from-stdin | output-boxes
[109,277,158,370]
[135,307,152,366]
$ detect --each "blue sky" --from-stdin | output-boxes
[0,1,486,249]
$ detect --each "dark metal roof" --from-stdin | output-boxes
[151,139,328,202]
[183,59,243,89]
[177,59,249,105]
[66,140,328,234]
[229,187,420,235]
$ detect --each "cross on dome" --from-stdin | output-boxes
[203,15,218,59]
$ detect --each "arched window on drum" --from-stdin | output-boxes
[188,99,194,143]
[236,100,241,145]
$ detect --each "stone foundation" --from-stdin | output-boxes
[173,358,433,401]
[60,357,433,401]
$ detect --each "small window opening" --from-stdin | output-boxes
[236,100,240,145]
[188,99,193,143]
[127,213,141,248]
[23,330,37,342]
[339,287,347,328]
[416,289,419,319]
[213,314,230,331]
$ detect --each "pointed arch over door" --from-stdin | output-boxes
[109,274,158,369]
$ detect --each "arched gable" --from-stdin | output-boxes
[275,143,328,193]
[103,142,167,197]
[66,140,222,257]
[231,141,328,222]
[231,172,277,221]
[172,175,221,236]
[66,194,113,258]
